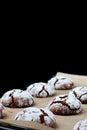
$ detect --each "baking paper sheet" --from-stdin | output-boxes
[0,72,87,130]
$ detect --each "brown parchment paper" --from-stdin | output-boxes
[0,72,87,130]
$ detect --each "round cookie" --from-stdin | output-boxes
[1,89,34,108]
[46,92,82,115]
[47,76,75,89]
[73,119,87,130]
[14,107,56,128]
[0,103,6,118]
[70,86,87,104]
[26,82,55,97]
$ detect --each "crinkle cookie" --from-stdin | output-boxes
[14,107,56,128]
[1,89,34,108]
[73,119,87,130]
[46,92,82,115]
[26,82,55,97]
[0,103,6,118]
[47,76,75,89]
[70,86,87,104]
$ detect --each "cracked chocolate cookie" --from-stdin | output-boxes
[1,89,34,108]
[0,103,6,118]
[70,86,87,104]
[46,92,82,115]
[14,107,56,128]
[26,82,55,97]
[47,76,75,89]
[73,119,87,130]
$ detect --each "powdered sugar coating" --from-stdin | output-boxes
[46,92,82,115]
[26,82,55,97]
[70,86,87,104]
[1,89,34,108]
[47,76,75,89]
[73,119,87,130]
[0,103,6,118]
[15,107,56,128]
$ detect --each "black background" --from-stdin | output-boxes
[0,43,86,97]
[0,8,86,97]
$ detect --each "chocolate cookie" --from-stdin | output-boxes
[47,92,82,115]
[26,82,55,97]
[70,86,87,104]
[0,103,6,118]
[15,107,56,128]
[47,76,75,89]
[73,119,87,130]
[1,89,34,108]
